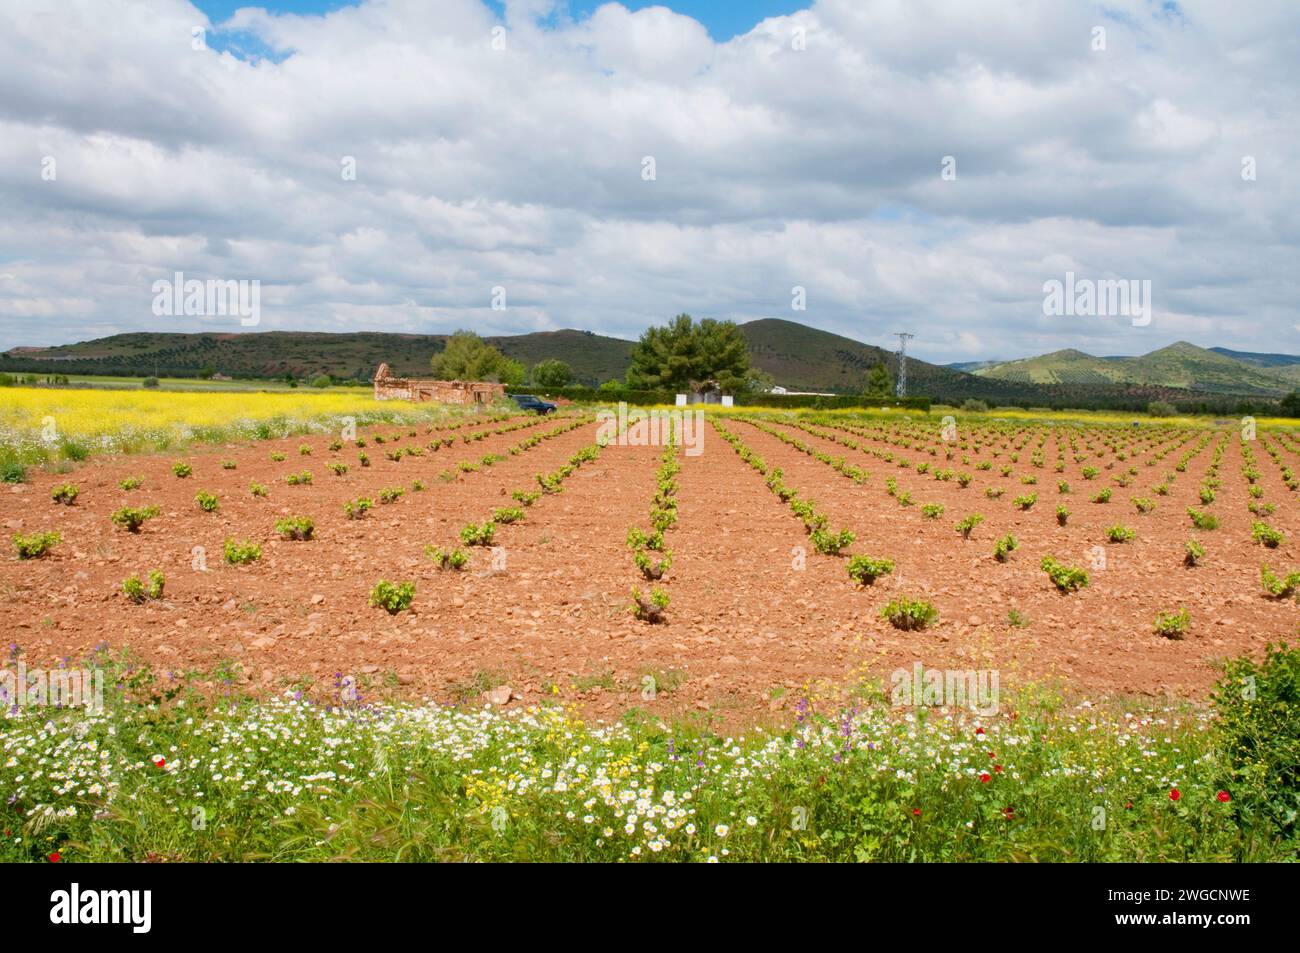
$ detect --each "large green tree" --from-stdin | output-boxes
[864,362,894,398]
[430,330,509,382]
[625,314,751,394]
[531,359,573,389]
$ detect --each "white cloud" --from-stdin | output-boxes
[0,0,1296,363]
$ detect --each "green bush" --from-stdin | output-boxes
[1041,555,1088,592]
[1212,643,1300,840]
[51,483,79,505]
[275,517,314,541]
[880,598,938,631]
[12,530,61,559]
[110,505,160,533]
[369,580,416,614]
[846,555,894,585]
[223,538,262,565]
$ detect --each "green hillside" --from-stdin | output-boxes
[977,341,1295,396]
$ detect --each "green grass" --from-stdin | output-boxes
[0,649,1293,863]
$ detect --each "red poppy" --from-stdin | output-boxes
[988,751,996,759]
[994,764,1003,773]
[155,758,166,768]
[1125,801,1133,810]
[1002,807,1014,820]
[975,727,985,735]
[979,771,991,783]
[912,808,922,817]
[1216,790,1231,803]
[1169,788,1181,801]
[48,852,60,863]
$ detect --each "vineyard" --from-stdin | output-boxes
[4,403,1300,713]
[1,397,1297,861]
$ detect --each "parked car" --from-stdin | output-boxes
[508,393,557,414]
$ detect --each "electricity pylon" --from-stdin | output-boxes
[894,332,914,397]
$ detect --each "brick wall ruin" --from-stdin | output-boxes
[372,363,506,405]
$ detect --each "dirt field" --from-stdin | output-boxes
[3,409,1297,724]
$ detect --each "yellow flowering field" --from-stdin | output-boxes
[0,385,476,471]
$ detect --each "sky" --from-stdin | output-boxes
[1,0,1297,365]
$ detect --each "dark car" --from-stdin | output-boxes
[508,393,557,414]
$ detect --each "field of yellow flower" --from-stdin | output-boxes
[0,385,488,476]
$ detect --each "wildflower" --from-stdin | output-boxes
[979,772,991,783]
[1169,788,1180,801]
[745,815,757,827]
[912,808,921,818]
[1002,807,1014,820]
[714,824,729,837]
[48,851,60,862]
[1216,790,1231,803]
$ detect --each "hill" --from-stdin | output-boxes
[976,341,1296,396]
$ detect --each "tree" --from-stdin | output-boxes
[497,358,527,388]
[864,362,894,398]
[745,368,775,393]
[430,330,507,381]
[1146,400,1176,417]
[625,314,750,394]
[531,359,573,389]
[310,374,332,388]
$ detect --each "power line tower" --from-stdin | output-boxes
[893,332,914,398]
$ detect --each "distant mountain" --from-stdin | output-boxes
[975,341,1298,396]
[0,329,637,387]
[4,323,1295,406]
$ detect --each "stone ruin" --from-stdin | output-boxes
[372,363,506,405]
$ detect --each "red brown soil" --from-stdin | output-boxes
[2,411,1295,726]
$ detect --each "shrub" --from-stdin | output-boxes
[1006,608,1029,628]
[195,491,219,513]
[1057,481,1070,494]
[249,482,269,498]
[1259,564,1300,599]
[223,538,262,565]
[1252,521,1283,548]
[369,580,416,614]
[1041,555,1089,592]
[171,461,192,478]
[1153,608,1190,639]
[985,487,1005,499]
[810,527,855,555]
[954,513,984,539]
[460,521,496,546]
[275,516,314,541]
[492,507,526,525]
[993,534,1018,562]
[1012,492,1036,511]
[298,444,312,456]
[343,498,373,520]
[1055,505,1070,526]
[1212,643,1300,839]
[328,462,348,476]
[1091,488,1112,504]
[118,476,142,490]
[222,460,237,470]
[512,489,542,507]
[270,452,286,462]
[51,483,79,505]
[1184,539,1205,567]
[378,487,405,504]
[634,548,672,580]
[1106,525,1135,543]
[285,471,313,486]
[110,505,159,533]
[1132,497,1156,514]
[358,452,370,468]
[880,598,938,631]
[1187,507,1218,530]
[12,530,61,559]
[426,546,470,570]
[1081,466,1099,480]
[121,575,145,603]
[123,570,165,603]
[920,503,944,520]
[630,586,670,623]
[846,555,894,585]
